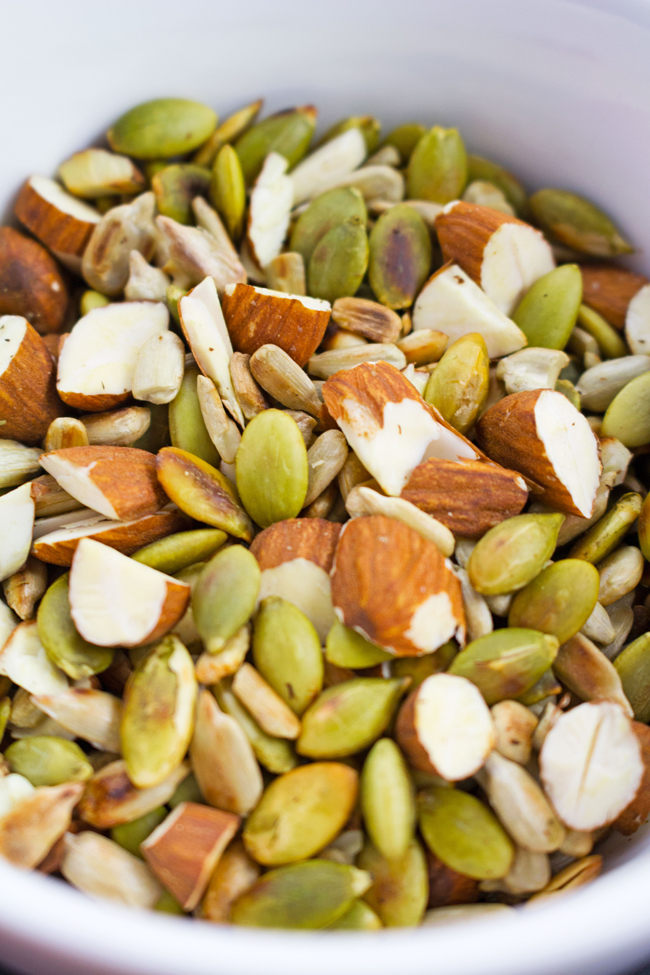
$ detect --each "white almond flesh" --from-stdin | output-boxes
[62,831,163,908]
[124,250,170,303]
[402,363,429,397]
[534,389,601,518]
[226,283,330,314]
[132,331,185,404]
[0,482,35,582]
[455,567,493,640]
[258,558,335,642]
[0,601,18,651]
[0,774,35,819]
[540,701,644,831]
[412,264,528,359]
[33,688,122,751]
[28,175,102,223]
[480,222,556,316]
[413,673,495,781]
[69,538,190,647]
[625,283,650,354]
[290,129,367,206]
[247,152,293,269]
[328,165,405,203]
[0,621,68,696]
[345,485,455,556]
[32,507,99,540]
[57,301,169,409]
[496,348,569,394]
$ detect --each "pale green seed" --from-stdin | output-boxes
[152,164,211,225]
[425,333,489,434]
[110,807,167,859]
[252,597,323,716]
[512,265,582,350]
[329,900,382,930]
[166,284,187,327]
[308,216,369,304]
[383,123,427,164]
[193,546,260,653]
[361,738,415,860]
[368,205,432,310]
[213,682,298,774]
[357,838,429,927]
[108,98,217,159]
[516,667,562,706]
[577,304,628,360]
[318,116,380,153]
[466,154,527,215]
[193,98,263,168]
[290,186,367,267]
[155,891,186,914]
[80,290,110,317]
[639,491,650,561]
[5,737,93,787]
[235,106,317,185]
[236,410,308,528]
[38,574,114,680]
[0,697,10,741]
[508,560,600,643]
[132,529,227,575]
[167,772,203,809]
[210,145,246,242]
[529,188,633,257]
[614,634,650,722]
[325,620,392,669]
[133,402,169,454]
[570,493,643,563]
[601,372,650,447]
[169,366,220,466]
[555,378,581,410]
[449,628,559,705]
[392,644,457,689]
[467,513,565,596]
[407,127,467,204]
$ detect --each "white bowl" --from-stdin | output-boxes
[2,1,650,973]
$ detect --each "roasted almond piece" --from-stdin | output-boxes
[141,801,240,911]
[40,446,167,521]
[69,538,190,647]
[157,211,246,295]
[0,483,36,583]
[581,265,649,330]
[30,474,82,517]
[222,282,330,367]
[0,620,67,696]
[476,389,601,518]
[56,301,169,411]
[0,315,62,444]
[322,360,481,497]
[0,782,84,868]
[331,515,465,656]
[246,152,293,269]
[401,457,528,538]
[82,192,158,296]
[396,674,495,779]
[250,518,342,573]
[77,759,190,829]
[0,227,68,335]
[14,175,101,272]
[434,201,555,316]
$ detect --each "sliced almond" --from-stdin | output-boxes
[331,514,465,655]
[132,331,185,405]
[223,282,330,367]
[14,175,101,272]
[0,620,67,696]
[78,759,190,829]
[0,315,62,444]
[0,782,84,869]
[396,673,494,779]
[496,348,570,394]
[250,517,341,573]
[476,389,601,517]
[59,148,145,198]
[0,227,68,335]
[40,445,167,521]
[56,301,169,411]
[141,801,240,911]
[581,264,648,329]
[434,202,555,316]
[331,296,402,343]
[553,631,633,714]
[80,405,152,446]
[290,128,367,206]
[539,701,644,831]
[327,164,404,203]
[124,250,171,303]
[62,831,163,908]
[246,152,293,269]
[258,558,336,642]
[33,687,122,751]
[157,213,246,295]
[82,192,158,295]
[345,484,455,556]
[0,482,36,582]
[32,507,97,540]
[69,538,190,647]
[231,663,302,739]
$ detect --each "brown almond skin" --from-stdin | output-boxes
[222,283,330,366]
[401,457,528,538]
[15,178,97,261]
[0,228,68,334]
[426,850,480,907]
[581,265,648,330]
[434,201,525,284]
[250,518,342,572]
[614,723,650,836]
[0,317,63,444]
[395,689,438,774]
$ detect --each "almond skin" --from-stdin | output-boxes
[435,201,526,284]
[614,722,650,836]
[15,176,99,267]
[0,316,63,444]
[250,517,342,572]
[0,228,68,335]
[330,514,465,656]
[581,265,648,330]
[401,457,528,538]
[222,283,330,366]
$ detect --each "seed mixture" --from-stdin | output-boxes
[0,95,649,929]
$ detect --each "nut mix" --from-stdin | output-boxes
[1,93,650,930]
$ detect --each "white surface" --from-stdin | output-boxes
[2,0,650,973]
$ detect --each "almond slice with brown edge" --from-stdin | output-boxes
[539,701,644,831]
[412,263,528,358]
[435,202,555,316]
[32,508,186,566]
[0,228,68,335]
[396,673,495,779]
[0,316,62,444]
[246,152,293,270]
[476,389,601,518]
[0,620,68,696]
[222,282,330,367]
[250,517,342,572]
[56,301,169,411]
[331,514,465,656]
[401,457,528,538]
[69,538,190,647]
[322,360,481,497]
[14,175,101,273]
[77,760,190,829]
[581,265,649,330]
[178,276,244,426]
[0,483,36,583]
[40,446,167,521]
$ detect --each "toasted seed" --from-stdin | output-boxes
[231,859,370,929]
[290,187,367,268]
[577,304,628,359]
[397,329,448,366]
[466,155,526,214]
[132,528,226,575]
[193,98,263,168]
[37,573,114,679]
[467,514,564,596]
[424,333,489,434]
[229,352,268,419]
[553,631,632,713]
[331,296,401,343]
[62,830,163,907]
[308,342,406,379]
[252,596,323,716]
[329,900,382,930]
[325,619,392,669]
[235,105,317,185]
[529,188,633,257]
[6,737,93,787]
[455,568,493,640]
[249,345,321,417]
[358,838,429,928]
[463,180,514,216]
[512,265,582,350]
[368,205,432,310]
[531,855,603,901]
[169,366,220,466]
[508,560,600,644]
[569,493,643,564]
[0,440,42,489]
[78,759,190,829]
[582,599,616,645]
[577,356,650,413]
[236,410,308,528]
[124,251,170,303]
[418,787,514,880]
[196,375,241,464]
[132,332,185,406]
[449,628,559,705]
[496,348,570,396]
[597,545,644,606]
[201,837,261,923]
[392,645,457,689]
[232,663,302,740]
[407,127,467,204]
[263,253,306,297]
[491,700,538,765]
[193,546,260,653]
[0,782,85,870]
[33,687,122,751]
[44,417,89,452]
[195,626,250,685]
[308,216,369,303]
[111,807,167,859]
[383,123,427,164]
[303,431,348,508]
[361,738,416,860]
[152,164,211,225]
[3,556,47,621]
[602,371,650,447]
[614,633,650,722]
[210,145,246,242]
[213,680,298,775]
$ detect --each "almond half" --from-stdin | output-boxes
[250,517,342,573]
[0,316,62,445]
[14,176,101,272]
[581,265,649,330]
[331,514,465,656]
[0,483,36,583]
[0,227,68,335]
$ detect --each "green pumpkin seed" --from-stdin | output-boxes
[329,899,382,930]
[108,98,217,159]
[169,366,220,466]
[467,513,565,596]
[418,786,514,880]
[577,305,628,360]
[193,546,260,653]
[507,560,600,644]
[155,891,186,915]
[110,807,167,859]
[210,145,246,242]
[383,123,427,164]
[392,644,457,689]
[213,681,298,774]
[449,628,559,705]
[569,493,643,563]
[194,98,263,168]
[357,838,429,927]
[613,633,650,722]
[466,154,527,215]
[167,772,203,808]
[528,188,633,257]
[319,115,380,153]
[368,205,432,310]
[290,187,367,267]
[152,164,211,225]
[516,667,562,706]
[512,265,583,350]
[80,290,110,316]
[424,333,489,433]
[0,697,10,741]
[243,762,358,865]
[38,574,114,680]
[5,737,93,787]
[121,635,197,789]
[131,529,227,575]
[407,127,467,204]
[325,619,392,669]
[308,216,369,303]
[296,678,409,758]
[601,372,650,447]
[361,738,416,860]
[231,860,371,929]
[235,105,317,185]
[639,492,650,561]
[236,410,308,528]
[252,596,323,716]
[555,378,581,410]
[166,284,187,328]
